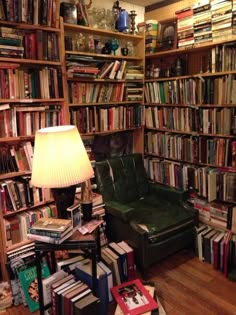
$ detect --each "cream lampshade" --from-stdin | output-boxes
[31,125,94,219]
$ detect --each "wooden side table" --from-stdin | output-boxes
[34,230,98,315]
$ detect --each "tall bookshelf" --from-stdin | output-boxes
[144,2,236,234]
[0,0,66,281]
[61,19,145,157]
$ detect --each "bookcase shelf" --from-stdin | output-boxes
[80,127,143,137]
[64,23,144,41]
[0,0,66,282]
[0,98,65,103]
[0,58,62,65]
[61,17,145,157]
[145,127,236,138]
[66,50,143,61]
[145,35,236,59]
[3,199,54,218]
[144,21,236,234]
[69,100,143,107]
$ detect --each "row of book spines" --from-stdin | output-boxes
[68,82,125,104]
[70,105,144,134]
[67,60,128,81]
[0,0,58,28]
[0,176,52,213]
[145,132,233,167]
[0,68,63,99]
[0,141,33,173]
[195,225,235,278]
[144,76,236,105]
[23,31,59,61]
[145,106,233,135]
[0,30,59,61]
[0,107,62,138]
[49,270,101,315]
[144,156,236,200]
[3,205,55,247]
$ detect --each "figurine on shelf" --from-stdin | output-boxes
[117,9,129,33]
[102,41,112,54]
[129,10,137,34]
[110,38,119,55]
[77,0,92,26]
[112,1,121,31]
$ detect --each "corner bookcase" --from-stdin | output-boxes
[144,38,236,232]
[0,0,66,281]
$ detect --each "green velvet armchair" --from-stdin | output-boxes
[95,153,198,275]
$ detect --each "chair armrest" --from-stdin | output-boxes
[105,201,135,222]
[149,182,188,204]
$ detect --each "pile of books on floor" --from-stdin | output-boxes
[27,217,73,244]
[43,270,100,315]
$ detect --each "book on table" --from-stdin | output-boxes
[27,229,73,244]
[29,217,72,233]
[27,217,73,243]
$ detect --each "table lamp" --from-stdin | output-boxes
[31,125,94,219]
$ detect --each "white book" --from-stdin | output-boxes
[42,270,67,305]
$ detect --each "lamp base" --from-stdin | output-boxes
[81,202,93,222]
[52,186,76,219]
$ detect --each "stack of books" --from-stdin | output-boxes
[176,6,194,48]
[193,0,212,45]
[211,0,233,41]
[27,217,73,244]
[145,20,158,54]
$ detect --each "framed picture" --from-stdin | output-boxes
[111,279,159,315]
[157,18,177,50]
[66,202,81,231]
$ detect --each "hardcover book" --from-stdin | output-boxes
[30,217,72,233]
[17,262,50,312]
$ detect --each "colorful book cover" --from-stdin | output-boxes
[17,262,50,312]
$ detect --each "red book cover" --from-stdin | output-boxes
[117,241,135,281]
[223,230,233,277]
[111,279,159,315]
[212,231,225,270]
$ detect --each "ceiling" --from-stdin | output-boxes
[121,0,164,7]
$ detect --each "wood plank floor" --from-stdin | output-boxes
[3,249,236,315]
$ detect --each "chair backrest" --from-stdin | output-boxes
[95,153,149,203]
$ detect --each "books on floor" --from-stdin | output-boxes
[27,217,73,244]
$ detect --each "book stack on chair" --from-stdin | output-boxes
[27,217,73,244]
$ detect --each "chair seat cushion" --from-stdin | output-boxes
[107,193,196,244]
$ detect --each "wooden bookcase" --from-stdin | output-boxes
[144,2,236,234]
[0,0,66,281]
[61,19,145,155]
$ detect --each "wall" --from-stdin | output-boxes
[145,0,195,21]
[60,0,145,25]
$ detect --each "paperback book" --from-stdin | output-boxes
[17,262,50,312]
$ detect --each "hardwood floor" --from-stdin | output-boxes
[3,249,236,315]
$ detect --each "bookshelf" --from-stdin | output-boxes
[61,19,145,154]
[144,2,236,233]
[0,0,66,281]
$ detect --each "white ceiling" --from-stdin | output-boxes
[121,0,164,7]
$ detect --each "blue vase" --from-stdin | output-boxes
[117,9,129,32]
